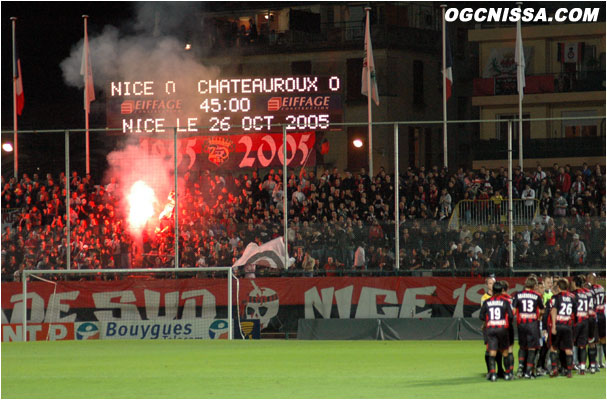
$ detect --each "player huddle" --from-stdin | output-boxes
[480,274,605,381]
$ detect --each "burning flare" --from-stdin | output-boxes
[127,180,157,231]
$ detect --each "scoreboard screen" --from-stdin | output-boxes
[106,76,343,134]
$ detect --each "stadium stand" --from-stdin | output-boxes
[1,163,605,281]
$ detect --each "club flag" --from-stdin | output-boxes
[232,237,291,270]
[515,20,525,97]
[14,47,24,116]
[445,25,453,100]
[80,26,95,113]
[361,11,379,106]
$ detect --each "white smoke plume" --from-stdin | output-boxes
[59,3,216,238]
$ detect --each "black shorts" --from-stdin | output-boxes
[587,317,597,344]
[551,324,573,351]
[574,320,589,347]
[598,313,606,339]
[483,328,488,345]
[486,327,509,352]
[517,321,541,349]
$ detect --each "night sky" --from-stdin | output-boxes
[1,2,135,131]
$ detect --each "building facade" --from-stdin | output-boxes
[469,21,605,169]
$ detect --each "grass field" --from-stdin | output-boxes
[1,340,606,399]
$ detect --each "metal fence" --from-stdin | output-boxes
[1,117,605,281]
[449,199,540,230]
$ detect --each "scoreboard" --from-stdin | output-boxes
[106,76,343,134]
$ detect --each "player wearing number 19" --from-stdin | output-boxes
[479,281,514,382]
[512,276,544,379]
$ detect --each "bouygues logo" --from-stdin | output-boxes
[76,322,100,340]
[208,320,230,339]
[203,136,234,166]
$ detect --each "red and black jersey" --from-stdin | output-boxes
[586,286,597,318]
[592,284,605,314]
[551,291,577,326]
[480,295,514,328]
[500,292,513,305]
[574,288,592,323]
[512,289,544,324]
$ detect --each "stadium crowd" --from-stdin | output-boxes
[1,162,605,281]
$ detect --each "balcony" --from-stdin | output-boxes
[202,22,440,56]
[473,71,606,96]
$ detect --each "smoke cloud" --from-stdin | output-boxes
[59,3,217,237]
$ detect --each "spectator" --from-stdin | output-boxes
[569,233,587,267]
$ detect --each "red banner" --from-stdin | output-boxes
[2,277,527,331]
[139,131,315,170]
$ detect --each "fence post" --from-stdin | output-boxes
[508,120,514,273]
[282,124,288,271]
[394,123,399,270]
[174,127,179,269]
[65,130,71,270]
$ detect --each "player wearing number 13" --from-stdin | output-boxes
[549,278,577,378]
[479,281,514,382]
[512,276,544,379]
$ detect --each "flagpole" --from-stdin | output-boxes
[508,120,514,272]
[441,5,448,170]
[83,15,90,175]
[517,2,523,170]
[365,6,373,178]
[11,17,18,180]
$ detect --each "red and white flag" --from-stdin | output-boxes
[445,24,453,100]
[14,48,24,116]
[80,23,95,113]
[361,11,379,106]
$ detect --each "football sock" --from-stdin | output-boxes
[566,354,573,371]
[503,352,512,374]
[550,351,558,371]
[506,353,514,373]
[578,347,587,368]
[518,348,527,370]
[588,346,597,367]
[526,349,536,373]
[485,351,491,373]
[488,356,496,374]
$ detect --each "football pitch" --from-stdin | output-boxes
[2,340,605,399]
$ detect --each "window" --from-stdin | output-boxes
[561,111,598,137]
[497,114,530,140]
[413,60,424,106]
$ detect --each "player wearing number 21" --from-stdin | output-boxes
[479,281,514,382]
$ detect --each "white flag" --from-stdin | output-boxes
[362,11,379,106]
[515,19,525,98]
[232,237,290,269]
[80,23,95,113]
